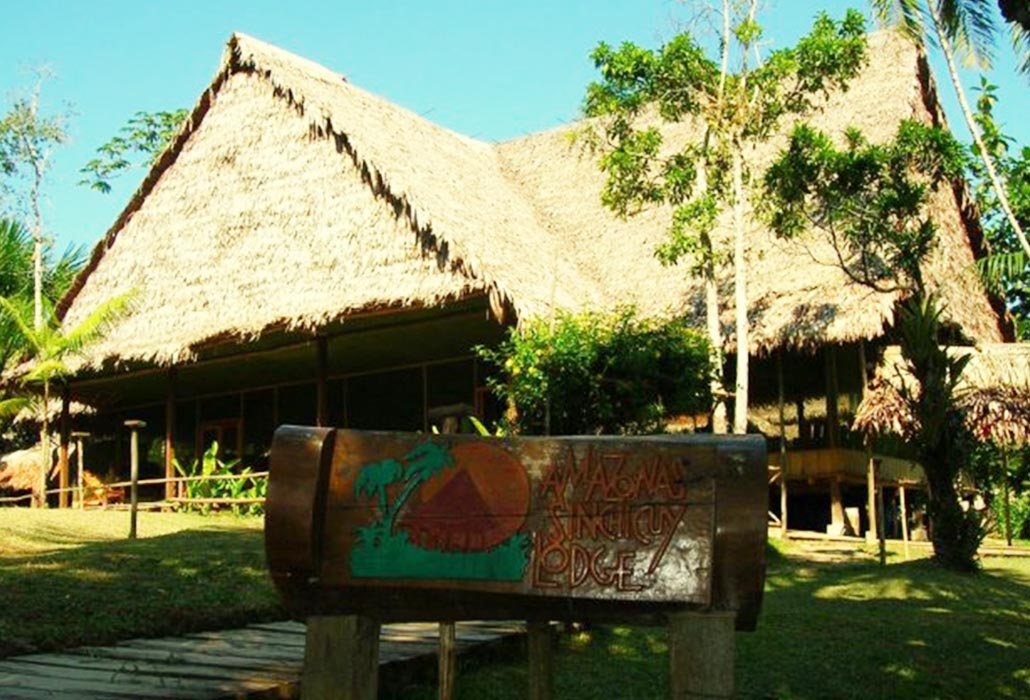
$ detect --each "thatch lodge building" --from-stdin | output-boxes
[51,31,1009,534]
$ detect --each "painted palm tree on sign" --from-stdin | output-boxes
[354,458,404,522]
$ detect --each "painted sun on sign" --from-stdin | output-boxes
[350,441,532,581]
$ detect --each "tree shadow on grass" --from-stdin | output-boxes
[401,543,1030,700]
[0,526,283,657]
[739,549,1030,700]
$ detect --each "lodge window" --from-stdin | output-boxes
[347,368,423,431]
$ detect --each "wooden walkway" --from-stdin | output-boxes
[0,620,525,699]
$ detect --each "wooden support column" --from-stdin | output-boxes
[58,384,71,508]
[316,336,328,428]
[859,341,877,542]
[830,478,845,534]
[438,621,456,700]
[825,345,839,448]
[876,460,886,566]
[72,432,89,510]
[124,420,146,540]
[899,484,910,560]
[1002,445,1013,546]
[669,611,735,699]
[527,622,554,700]
[866,443,878,542]
[165,368,177,501]
[302,615,380,700]
[777,349,788,537]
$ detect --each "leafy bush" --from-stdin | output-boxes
[173,441,265,515]
[478,308,711,435]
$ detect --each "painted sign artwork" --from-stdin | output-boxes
[350,441,531,581]
[338,435,716,603]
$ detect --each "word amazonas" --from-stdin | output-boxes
[532,446,696,593]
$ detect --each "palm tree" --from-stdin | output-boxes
[873,0,1030,260]
[0,217,85,371]
[354,458,404,516]
[389,443,455,532]
[0,294,128,507]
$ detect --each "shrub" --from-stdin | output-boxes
[478,308,711,435]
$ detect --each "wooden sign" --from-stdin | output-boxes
[266,427,766,630]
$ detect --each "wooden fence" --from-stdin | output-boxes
[0,471,268,509]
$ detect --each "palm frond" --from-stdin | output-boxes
[938,0,997,68]
[871,0,927,46]
[60,293,131,355]
[0,396,32,419]
[976,250,1028,292]
[0,296,41,354]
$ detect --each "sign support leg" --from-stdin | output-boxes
[438,622,456,700]
[527,621,554,700]
[668,611,735,700]
[302,615,380,700]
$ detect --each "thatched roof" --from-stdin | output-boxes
[855,344,1030,445]
[59,31,1005,370]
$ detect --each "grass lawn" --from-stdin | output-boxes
[0,508,281,657]
[402,539,1030,700]
[2,511,1028,699]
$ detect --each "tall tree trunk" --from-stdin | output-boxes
[731,145,749,434]
[930,3,1030,259]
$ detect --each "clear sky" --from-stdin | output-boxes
[2,0,1027,254]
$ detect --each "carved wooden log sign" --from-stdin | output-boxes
[266,427,767,630]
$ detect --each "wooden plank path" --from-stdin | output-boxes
[0,620,525,699]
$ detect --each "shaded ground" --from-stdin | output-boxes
[1,511,1028,698]
[404,540,1030,700]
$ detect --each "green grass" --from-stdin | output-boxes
[400,539,1030,700]
[2,512,1029,698]
[0,509,282,657]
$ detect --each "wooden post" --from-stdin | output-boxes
[302,615,380,700]
[899,484,910,560]
[669,611,735,700]
[825,345,839,448]
[165,369,177,501]
[777,349,788,537]
[830,478,845,534]
[859,342,877,543]
[316,336,328,428]
[876,460,886,566]
[527,622,554,700]
[438,621,457,700]
[58,384,71,508]
[72,432,89,510]
[1002,445,1012,547]
[124,420,146,539]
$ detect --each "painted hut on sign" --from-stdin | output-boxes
[53,31,1008,532]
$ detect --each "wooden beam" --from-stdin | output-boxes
[825,345,839,448]
[437,621,456,700]
[58,384,71,509]
[124,420,147,540]
[72,431,89,510]
[316,336,328,428]
[777,349,788,537]
[165,369,177,501]
[668,611,735,699]
[301,615,380,700]
[527,622,553,700]
[899,484,910,560]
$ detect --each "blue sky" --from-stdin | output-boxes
[1,0,1027,254]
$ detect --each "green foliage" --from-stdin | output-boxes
[79,109,188,194]
[763,119,965,293]
[478,309,711,436]
[582,8,868,270]
[0,75,67,212]
[970,78,1029,337]
[173,441,266,516]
